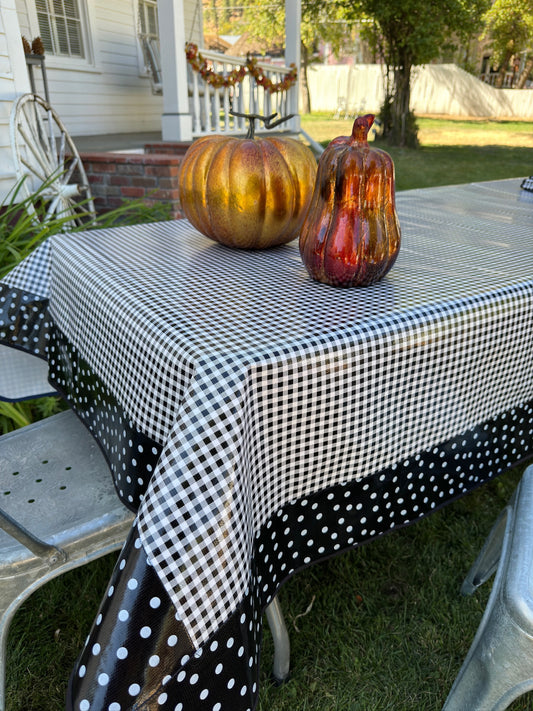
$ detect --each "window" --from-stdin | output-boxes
[35,0,85,59]
[138,0,161,89]
[139,0,159,42]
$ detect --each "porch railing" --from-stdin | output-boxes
[479,71,530,89]
[187,49,297,137]
[139,37,299,137]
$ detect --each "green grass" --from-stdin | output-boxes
[416,116,533,145]
[301,113,533,191]
[379,144,533,191]
[6,117,533,710]
[7,557,117,710]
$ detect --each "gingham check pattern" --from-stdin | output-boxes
[0,239,55,399]
[2,239,51,298]
[12,178,533,650]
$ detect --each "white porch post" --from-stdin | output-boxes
[285,0,301,132]
[1,0,31,97]
[157,0,193,142]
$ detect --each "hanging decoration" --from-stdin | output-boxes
[185,42,246,88]
[246,56,298,94]
[185,42,297,93]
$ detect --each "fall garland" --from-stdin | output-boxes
[185,42,297,93]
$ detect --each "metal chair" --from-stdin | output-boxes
[0,406,135,710]
[442,464,533,711]
[0,348,290,708]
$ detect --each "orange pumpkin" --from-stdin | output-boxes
[299,114,401,287]
[178,118,317,250]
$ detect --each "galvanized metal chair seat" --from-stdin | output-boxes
[0,409,135,710]
[443,464,533,711]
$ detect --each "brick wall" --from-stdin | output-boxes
[80,145,191,219]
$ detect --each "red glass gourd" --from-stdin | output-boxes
[299,114,401,287]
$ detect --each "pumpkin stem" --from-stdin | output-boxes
[230,109,295,139]
[351,114,375,144]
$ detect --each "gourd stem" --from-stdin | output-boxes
[351,114,375,144]
[246,116,258,139]
[229,109,295,139]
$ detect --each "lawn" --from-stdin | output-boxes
[5,115,533,710]
[301,113,533,191]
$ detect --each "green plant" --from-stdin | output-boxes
[0,176,171,280]
[0,177,79,279]
[0,397,66,434]
[0,177,171,433]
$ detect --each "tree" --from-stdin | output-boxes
[482,0,533,88]
[203,0,245,36]
[216,0,354,114]
[341,0,489,147]
[517,54,533,89]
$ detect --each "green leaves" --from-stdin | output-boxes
[0,176,171,280]
[0,177,171,433]
[482,0,533,65]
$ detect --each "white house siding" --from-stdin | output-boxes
[0,0,31,204]
[14,0,202,137]
[184,0,202,45]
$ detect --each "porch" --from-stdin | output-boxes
[151,0,303,144]
[72,119,321,220]
[71,37,323,220]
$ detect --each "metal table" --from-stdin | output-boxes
[2,178,533,711]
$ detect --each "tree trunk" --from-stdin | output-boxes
[517,55,533,89]
[300,42,311,114]
[495,51,513,88]
[391,58,417,147]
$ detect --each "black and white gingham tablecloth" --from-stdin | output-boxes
[2,178,533,711]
